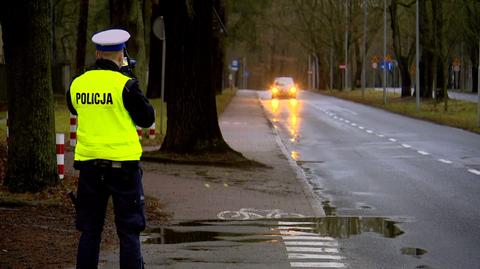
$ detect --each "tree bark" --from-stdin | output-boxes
[212,0,226,94]
[0,0,58,192]
[419,0,434,98]
[389,1,414,97]
[146,0,162,99]
[74,0,89,77]
[110,0,148,91]
[159,0,231,153]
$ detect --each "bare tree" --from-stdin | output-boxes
[0,0,58,192]
[389,0,416,97]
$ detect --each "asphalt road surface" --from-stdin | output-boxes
[259,90,480,268]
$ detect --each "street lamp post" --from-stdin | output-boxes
[153,16,166,134]
[362,0,368,97]
[383,0,387,104]
[477,38,480,127]
[416,0,420,111]
[345,0,349,91]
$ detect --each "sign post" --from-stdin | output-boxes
[153,16,166,135]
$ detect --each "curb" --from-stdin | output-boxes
[255,92,325,217]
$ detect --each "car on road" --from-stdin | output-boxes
[271,77,297,99]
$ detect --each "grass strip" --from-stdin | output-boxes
[320,89,480,134]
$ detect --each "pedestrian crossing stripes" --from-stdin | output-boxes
[278,222,347,268]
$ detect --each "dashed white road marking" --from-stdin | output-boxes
[417,151,430,155]
[438,159,453,164]
[344,120,350,123]
[366,130,373,134]
[351,123,357,126]
[389,138,397,142]
[286,247,340,254]
[377,134,384,137]
[290,262,346,268]
[288,253,344,260]
[358,126,365,130]
[284,241,339,247]
[468,169,480,176]
[401,144,412,148]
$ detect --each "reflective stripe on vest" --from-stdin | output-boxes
[70,70,142,161]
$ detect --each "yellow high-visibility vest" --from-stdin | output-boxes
[70,70,142,161]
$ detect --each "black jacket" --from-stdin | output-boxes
[66,59,155,128]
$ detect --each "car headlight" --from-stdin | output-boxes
[272,87,279,94]
[289,86,297,93]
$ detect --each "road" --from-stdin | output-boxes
[258,90,480,268]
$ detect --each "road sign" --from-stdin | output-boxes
[231,59,239,71]
[152,17,165,40]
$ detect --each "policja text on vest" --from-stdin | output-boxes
[76,92,113,105]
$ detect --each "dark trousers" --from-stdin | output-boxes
[75,161,145,269]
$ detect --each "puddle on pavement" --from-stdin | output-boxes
[142,216,405,246]
[401,247,428,257]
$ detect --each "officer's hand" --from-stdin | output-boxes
[120,66,137,79]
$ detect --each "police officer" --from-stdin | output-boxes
[66,29,154,269]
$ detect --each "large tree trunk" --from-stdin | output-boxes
[471,45,479,93]
[159,0,230,153]
[353,39,362,90]
[74,0,89,77]
[146,1,162,99]
[110,0,148,90]
[212,0,226,94]
[389,1,414,97]
[0,1,58,192]
[419,0,434,98]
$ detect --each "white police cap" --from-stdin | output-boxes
[92,29,130,52]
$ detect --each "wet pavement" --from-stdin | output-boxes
[258,90,480,268]
[100,217,420,268]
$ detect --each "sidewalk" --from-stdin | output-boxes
[140,89,319,220]
[87,89,323,268]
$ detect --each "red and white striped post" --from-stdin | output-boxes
[149,122,156,139]
[69,114,77,146]
[70,113,77,147]
[56,133,65,180]
[136,126,143,140]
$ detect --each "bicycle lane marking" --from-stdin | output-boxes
[217,208,306,220]
[276,222,348,268]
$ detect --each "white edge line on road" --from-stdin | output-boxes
[438,159,452,164]
[417,150,430,155]
[257,96,325,217]
[468,169,480,176]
